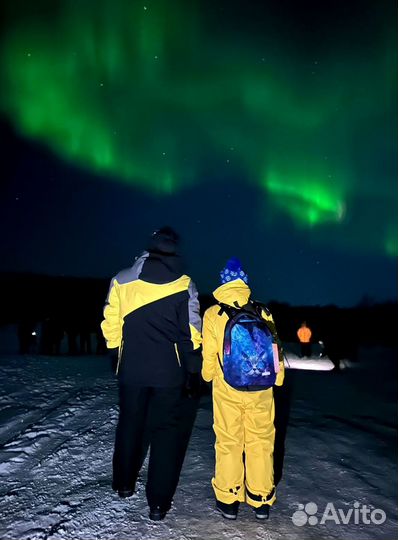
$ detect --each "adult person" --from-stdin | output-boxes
[297,321,312,358]
[201,257,285,520]
[101,227,202,521]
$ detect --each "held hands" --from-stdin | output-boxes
[184,372,201,400]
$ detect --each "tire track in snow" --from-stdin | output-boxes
[0,389,86,448]
[0,382,115,488]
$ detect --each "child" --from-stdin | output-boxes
[202,258,284,520]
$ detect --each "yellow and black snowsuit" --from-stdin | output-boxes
[101,250,202,509]
[202,280,284,508]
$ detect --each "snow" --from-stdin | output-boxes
[0,350,396,540]
[284,353,335,371]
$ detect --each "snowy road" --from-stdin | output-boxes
[0,352,396,540]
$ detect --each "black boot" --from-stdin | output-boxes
[118,489,134,499]
[254,504,270,520]
[216,500,240,520]
[112,482,134,499]
[149,504,171,521]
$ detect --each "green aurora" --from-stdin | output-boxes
[1,0,396,258]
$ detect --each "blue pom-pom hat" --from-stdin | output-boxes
[220,257,249,285]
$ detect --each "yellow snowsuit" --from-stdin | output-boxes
[201,280,285,508]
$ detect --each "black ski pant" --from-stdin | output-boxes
[113,384,197,509]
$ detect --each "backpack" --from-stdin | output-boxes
[217,301,280,391]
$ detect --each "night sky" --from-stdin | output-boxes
[1,0,396,307]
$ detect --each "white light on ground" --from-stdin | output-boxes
[284,354,335,371]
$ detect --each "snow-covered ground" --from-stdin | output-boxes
[0,349,396,540]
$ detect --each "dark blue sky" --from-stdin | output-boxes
[1,0,396,307]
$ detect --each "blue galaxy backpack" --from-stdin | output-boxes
[217,301,280,391]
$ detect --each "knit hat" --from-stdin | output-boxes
[220,257,249,284]
[148,226,179,254]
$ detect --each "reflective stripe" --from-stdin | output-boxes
[174,343,181,367]
[116,339,124,375]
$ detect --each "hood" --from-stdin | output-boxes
[213,279,251,307]
[138,251,184,284]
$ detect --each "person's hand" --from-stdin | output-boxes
[184,372,201,400]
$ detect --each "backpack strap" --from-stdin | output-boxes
[217,352,223,371]
[217,302,239,319]
[246,299,271,317]
[216,302,240,372]
[247,299,283,348]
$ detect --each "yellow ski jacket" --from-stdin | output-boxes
[101,251,202,386]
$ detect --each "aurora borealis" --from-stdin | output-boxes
[0,0,396,306]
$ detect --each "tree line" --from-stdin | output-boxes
[1,273,396,356]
